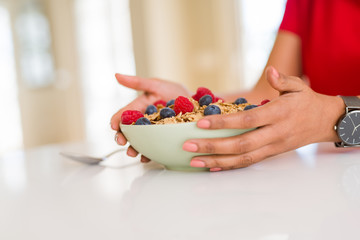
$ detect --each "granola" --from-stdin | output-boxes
[120,87,266,126]
[145,98,249,125]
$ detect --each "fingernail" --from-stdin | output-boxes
[111,122,117,130]
[183,142,198,152]
[127,149,138,157]
[210,168,222,172]
[190,160,206,168]
[115,133,126,145]
[140,157,149,163]
[119,138,126,145]
[197,119,211,128]
[271,67,280,79]
[114,133,119,143]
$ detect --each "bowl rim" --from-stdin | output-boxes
[120,121,256,132]
[120,121,199,128]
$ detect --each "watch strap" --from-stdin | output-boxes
[339,96,360,109]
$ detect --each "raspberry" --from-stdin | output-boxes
[174,96,194,115]
[260,99,270,105]
[153,100,167,107]
[192,87,215,103]
[121,110,144,125]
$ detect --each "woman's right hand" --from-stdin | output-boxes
[110,74,191,162]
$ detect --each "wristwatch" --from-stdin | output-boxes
[335,96,360,147]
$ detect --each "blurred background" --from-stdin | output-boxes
[0,0,286,155]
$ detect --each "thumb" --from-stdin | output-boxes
[266,66,306,94]
[115,73,159,92]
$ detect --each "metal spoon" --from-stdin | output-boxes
[60,149,125,165]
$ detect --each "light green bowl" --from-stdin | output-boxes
[121,122,254,171]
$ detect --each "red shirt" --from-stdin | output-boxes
[279,0,360,96]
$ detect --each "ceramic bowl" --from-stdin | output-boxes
[120,122,254,171]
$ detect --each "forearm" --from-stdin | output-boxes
[220,31,303,104]
[320,95,345,142]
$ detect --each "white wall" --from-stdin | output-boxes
[130,0,242,93]
[6,0,85,149]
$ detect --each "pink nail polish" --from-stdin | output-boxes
[115,134,126,145]
[210,168,222,172]
[190,160,206,168]
[271,67,280,78]
[183,142,198,152]
[197,119,211,128]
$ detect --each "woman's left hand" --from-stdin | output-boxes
[183,66,345,171]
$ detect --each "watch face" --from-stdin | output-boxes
[337,110,360,145]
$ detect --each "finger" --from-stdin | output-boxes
[197,101,282,130]
[266,66,307,94]
[115,74,160,93]
[115,132,127,145]
[190,143,282,170]
[183,125,279,155]
[127,146,139,157]
[140,155,151,163]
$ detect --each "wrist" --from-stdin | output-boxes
[323,95,346,142]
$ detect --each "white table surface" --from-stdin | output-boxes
[1,142,360,240]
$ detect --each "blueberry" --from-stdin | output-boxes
[160,107,176,119]
[166,99,175,107]
[199,95,213,106]
[145,105,157,115]
[234,97,247,105]
[204,105,221,116]
[135,117,151,125]
[244,105,258,111]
